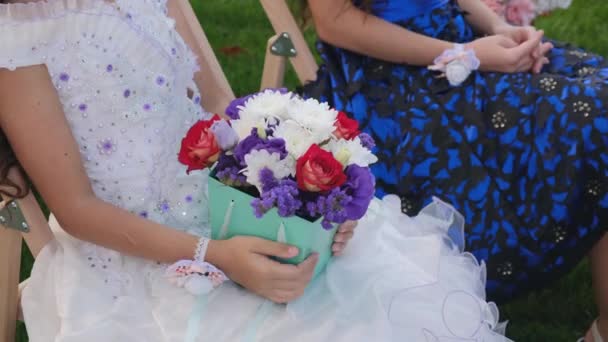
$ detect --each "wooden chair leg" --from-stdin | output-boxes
[0,228,22,342]
[261,35,288,90]
[260,0,319,85]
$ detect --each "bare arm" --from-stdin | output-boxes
[307,0,452,66]
[0,65,225,265]
[457,0,509,35]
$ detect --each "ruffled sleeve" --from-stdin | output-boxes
[0,0,112,70]
[0,0,187,85]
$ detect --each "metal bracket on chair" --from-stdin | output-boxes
[0,200,30,233]
[270,32,297,58]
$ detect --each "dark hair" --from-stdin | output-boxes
[0,131,29,199]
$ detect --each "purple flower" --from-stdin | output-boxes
[210,120,239,151]
[143,103,152,111]
[233,130,287,166]
[215,154,247,187]
[156,76,165,86]
[252,177,302,218]
[123,89,131,98]
[342,165,375,220]
[259,168,278,193]
[78,104,87,112]
[306,187,352,229]
[359,133,376,150]
[59,72,70,82]
[106,64,114,72]
[225,94,252,120]
[234,130,264,165]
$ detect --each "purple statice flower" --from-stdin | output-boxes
[233,129,288,166]
[215,154,247,187]
[342,165,376,220]
[210,120,239,151]
[259,168,278,193]
[306,187,352,229]
[252,176,302,218]
[358,133,376,150]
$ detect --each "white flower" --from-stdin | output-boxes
[446,60,471,87]
[231,115,266,140]
[286,97,338,141]
[243,149,295,192]
[324,137,378,168]
[239,89,293,122]
[271,120,318,158]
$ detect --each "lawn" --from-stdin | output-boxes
[15,0,608,341]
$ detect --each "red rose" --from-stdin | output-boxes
[178,115,222,173]
[333,111,360,140]
[296,144,347,192]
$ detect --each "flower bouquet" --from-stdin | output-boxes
[178,89,377,276]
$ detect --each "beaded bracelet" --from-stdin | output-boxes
[428,43,480,87]
[193,236,210,263]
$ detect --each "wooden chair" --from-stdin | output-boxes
[0,1,244,339]
[259,0,319,90]
[0,179,52,342]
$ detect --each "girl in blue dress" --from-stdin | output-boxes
[302,0,608,340]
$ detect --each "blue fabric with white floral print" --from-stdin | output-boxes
[302,0,608,303]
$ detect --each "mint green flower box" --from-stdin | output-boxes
[208,176,337,277]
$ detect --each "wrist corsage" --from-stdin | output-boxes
[428,44,480,86]
[165,237,227,295]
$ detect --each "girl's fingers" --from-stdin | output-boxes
[333,231,354,243]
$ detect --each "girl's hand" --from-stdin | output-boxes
[215,236,318,303]
[466,31,544,73]
[332,220,357,256]
[493,24,554,73]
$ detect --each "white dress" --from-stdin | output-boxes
[1,1,511,341]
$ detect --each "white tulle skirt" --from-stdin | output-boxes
[21,196,511,342]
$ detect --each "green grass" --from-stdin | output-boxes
[16,0,607,340]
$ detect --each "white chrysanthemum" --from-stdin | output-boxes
[271,120,318,158]
[239,89,293,122]
[231,115,266,140]
[324,137,378,168]
[286,97,338,141]
[243,149,295,192]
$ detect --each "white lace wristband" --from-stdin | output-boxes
[193,236,210,263]
[428,43,480,87]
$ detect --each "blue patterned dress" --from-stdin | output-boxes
[303,0,608,303]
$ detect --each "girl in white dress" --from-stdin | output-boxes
[0,0,510,341]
